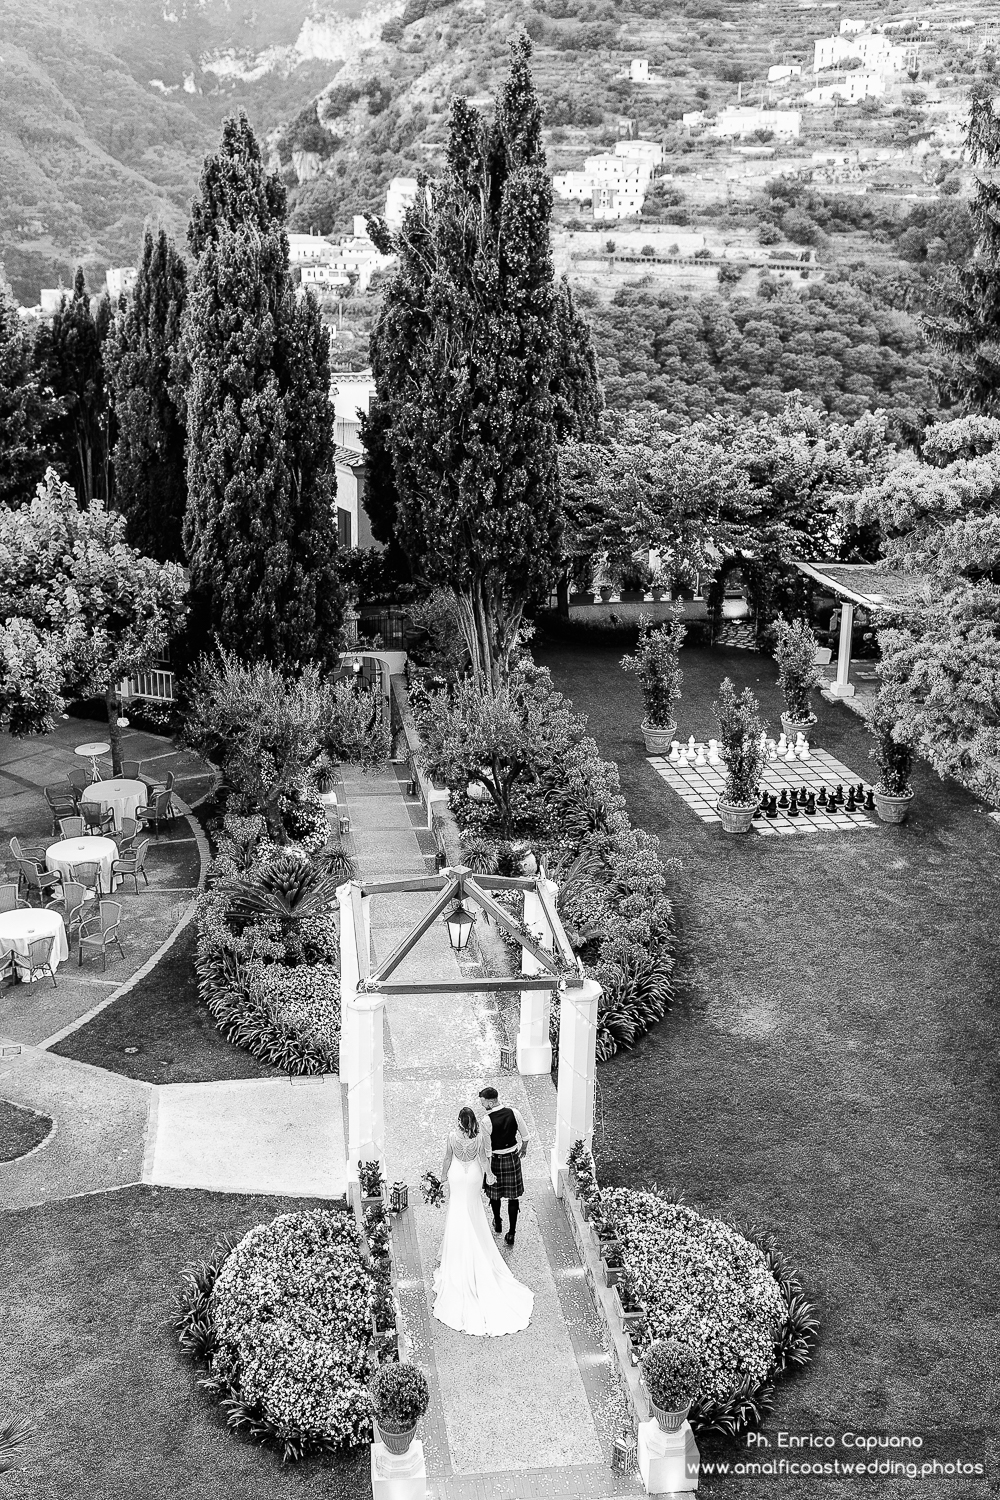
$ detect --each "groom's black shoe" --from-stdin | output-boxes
[504,1231,516,1246]
[492,1218,502,1234]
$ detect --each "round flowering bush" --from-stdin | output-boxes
[243,960,340,1058]
[206,1210,379,1457]
[604,1190,787,1408]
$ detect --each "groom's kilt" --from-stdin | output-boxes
[485,1151,524,1201]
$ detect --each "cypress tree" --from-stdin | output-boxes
[0,279,60,507]
[36,267,111,501]
[105,228,188,561]
[183,117,343,669]
[367,33,601,689]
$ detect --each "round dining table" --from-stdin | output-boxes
[0,908,69,977]
[80,777,147,832]
[44,835,119,895]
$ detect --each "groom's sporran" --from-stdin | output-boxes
[478,1086,529,1246]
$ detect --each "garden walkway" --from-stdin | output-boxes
[338,765,641,1500]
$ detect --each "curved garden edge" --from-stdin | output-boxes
[0,1098,56,1163]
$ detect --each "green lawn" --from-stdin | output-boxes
[0,1099,52,1162]
[539,632,1000,1499]
[0,1188,368,1500]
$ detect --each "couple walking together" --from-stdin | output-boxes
[432,1086,534,1338]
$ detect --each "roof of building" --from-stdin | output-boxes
[791,560,921,608]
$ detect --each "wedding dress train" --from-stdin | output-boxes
[432,1133,533,1337]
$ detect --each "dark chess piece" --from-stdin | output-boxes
[845,788,857,812]
[805,792,817,815]
[834,783,844,805]
[855,782,864,800]
[778,788,789,809]
[817,786,828,807]
[864,788,875,811]
[787,789,800,816]
[765,794,778,818]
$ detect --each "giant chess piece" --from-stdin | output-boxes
[767,738,778,762]
[797,739,811,761]
[765,794,778,818]
[678,746,689,765]
[804,791,817,815]
[687,735,696,756]
[695,743,706,767]
[817,786,828,807]
[855,783,865,801]
[776,732,787,756]
[707,738,721,766]
[787,788,800,816]
[864,788,875,811]
[785,743,797,762]
[778,788,789,809]
[845,787,857,812]
[833,783,844,806]
[669,741,681,763]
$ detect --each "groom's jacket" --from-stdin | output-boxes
[486,1107,518,1154]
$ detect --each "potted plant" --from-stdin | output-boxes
[370,1362,430,1455]
[622,608,687,754]
[601,1239,623,1287]
[613,1270,645,1331]
[639,1339,703,1433]
[649,566,671,602]
[358,1159,384,1209]
[868,693,915,823]
[713,677,767,834]
[773,616,825,740]
[315,758,339,803]
[621,558,654,602]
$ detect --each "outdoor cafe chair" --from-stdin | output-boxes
[145,769,175,802]
[0,883,28,913]
[45,785,78,833]
[121,759,143,780]
[81,802,115,835]
[112,839,150,895]
[111,815,139,852]
[10,835,47,867]
[79,902,125,970]
[0,949,14,990]
[16,859,60,905]
[67,769,90,795]
[13,933,58,988]
[58,817,86,840]
[68,862,104,899]
[46,880,97,944]
[136,791,176,838]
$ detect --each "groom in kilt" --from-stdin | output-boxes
[478,1086,532,1246]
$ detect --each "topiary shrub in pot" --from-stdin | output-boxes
[867,693,915,823]
[640,1338,703,1432]
[370,1362,430,1455]
[713,677,767,834]
[773,616,825,742]
[621,608,687,754]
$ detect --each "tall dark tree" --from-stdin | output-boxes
[105,229,188,561]
[366,32,601,689]
[36,267,111,501]
[188,110,287,256]
[0,280,60,507]
[183,118,344,669]
[928,84,1000,415]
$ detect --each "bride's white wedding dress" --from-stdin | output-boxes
[432,1130,533,1337]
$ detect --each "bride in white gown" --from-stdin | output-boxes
[432,1106,534,1337]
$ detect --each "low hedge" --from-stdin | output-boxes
[175,1209,380,1461]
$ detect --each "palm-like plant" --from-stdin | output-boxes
[224,851,342,931]
[0,1417,34,1474]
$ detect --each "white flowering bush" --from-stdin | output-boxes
[243,961,340,1056]
[202,1210,379,1459]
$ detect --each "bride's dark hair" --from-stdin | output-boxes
[458,1106,479,1137]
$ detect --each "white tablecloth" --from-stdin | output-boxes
[0,909,69,973]
[45,836,119,894]
[80,778,147,832]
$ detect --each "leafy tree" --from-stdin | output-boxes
[851,414,1000,798]
[188,111,287,257]
[0,283,60,507]
[35,267,111,501]
[927,84,1000,415]
[183,118,345,669]
[0,470,187,769]
[105,228,188,562]
[366,33,601,688]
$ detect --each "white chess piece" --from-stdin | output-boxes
[695,744,706,766]
[678,747,689,765]
[687,735,696,755]
[797,739,811,761]
[795,731,806,747]
[707,740,720,766]
[776,732,787,755]
[767,738,778,762]
[669,741,680,763]
[785,743,797,762]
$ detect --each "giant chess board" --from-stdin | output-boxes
[648,740,877,836]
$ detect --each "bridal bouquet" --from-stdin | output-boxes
[419,1170,445,1207]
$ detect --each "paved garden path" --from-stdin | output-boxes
[339,765,640,1500]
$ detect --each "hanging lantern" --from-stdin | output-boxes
[445,901,475,951]
[389,1181,409,1213]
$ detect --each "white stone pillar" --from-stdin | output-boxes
[344,985,386,1171]
[370,1437,426,1500]
[337,883,360,1088]
[517,879,555,1075]
[829,600,856,698]
[550,977,600,1194]
[637,1419,700,1494]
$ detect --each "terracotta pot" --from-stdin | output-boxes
[599,587,613,603]
[873,787,914,824]
[641,721,676,755]
[717,797,756,835]
[780,712,817,742]
[375,1418,419,1456]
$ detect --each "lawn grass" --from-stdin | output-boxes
[0,1099,52,1162]
[0,1187,369,1500]
[49,923,283,1084]
[538,632,1000,1499]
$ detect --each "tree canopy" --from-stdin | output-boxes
[35,267,112,502]
[0,282,59,508]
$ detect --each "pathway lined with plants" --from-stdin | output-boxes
[339,761,641,1497]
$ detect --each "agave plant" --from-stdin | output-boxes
[0,1417,33,1474]
[224,851,342,931]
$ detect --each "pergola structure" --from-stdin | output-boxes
[337,866,600,1199]
[791,559,916,699]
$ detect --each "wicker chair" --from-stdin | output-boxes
[67,770,90,795]
[144,768,175,802]
[121,759,143,780]
[10,835,47,867]
[78,901,125,970]
[136,790,176,837]
[112,816,139,853]
[16,859,60,905]
[45,785,79,833]
[58,816,86,840]
[0,949,14,989]
[112,839,150,894]
[81,802,114,835]
[46,880,97,944]
[13,933,58,988]
[0,883,27,913]
[68,861,104,898]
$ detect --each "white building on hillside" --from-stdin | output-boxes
[287,232,333,264]
[840,15,866,32]
[615,138,664,170]
[106,267,137,299]
[385,177,419,231]
[592,183,645,220]
[630,58,649,82]
[713,107,801,139]
[330,374,377,550]
[805,71,885,104]
[553,171,595,201]
[814,31,907,73]
[768,64,803,82]
[301,265,351,289]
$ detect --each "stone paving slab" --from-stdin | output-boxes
[144,1077,347,1197]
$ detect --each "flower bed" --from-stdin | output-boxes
[175,1209,382,1461]
[194,813,341,1074]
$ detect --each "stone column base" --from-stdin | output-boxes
[516,1037,552,1075]
[371,1438,426,1499]
[637,1418,699,1494]
[828,681,856,698]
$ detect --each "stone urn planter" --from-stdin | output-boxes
[873,786,914,824]
[639,1339,703,1435]
[599,586,614,603]
[780,712,817,743]
[641,721,676,755]
[716,797,756,835]
[371,1362,429,1457]
[641,1382,693,1434]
